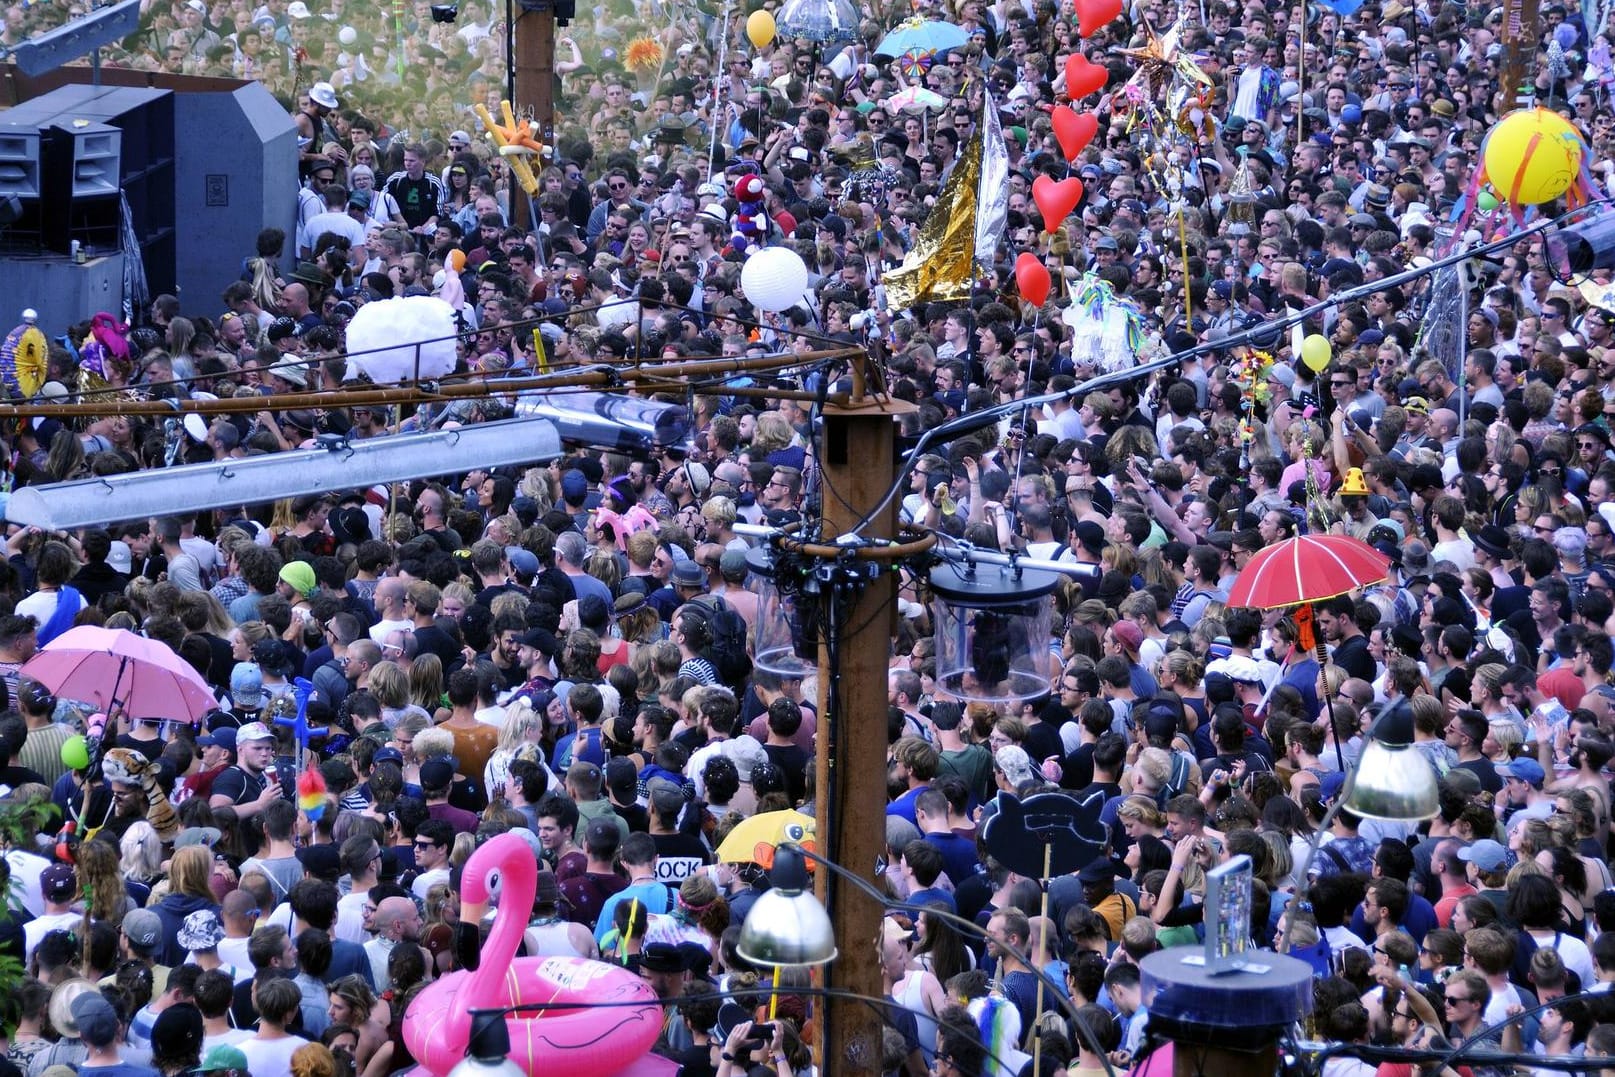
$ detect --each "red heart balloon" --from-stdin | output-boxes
[1032,174,1085,232]
[1075,0,1122,37]
[1014,252,1052,307]
[1051,107,1099,161]
[1064,54,1108,99]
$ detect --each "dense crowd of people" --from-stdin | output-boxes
[6,0,1615,1074]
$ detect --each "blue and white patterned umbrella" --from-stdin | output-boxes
[774,0,860,45]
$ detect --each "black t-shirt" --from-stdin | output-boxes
[1021,721,1064,767]
[1455,757,1503,795]
[1060,743,1096,791]
[1332,635,1376,682]
[384,173,443,228]
[413,624,463,674]
[763,743,811,804]
[650,831,710,890]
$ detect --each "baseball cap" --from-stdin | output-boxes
[505,546,539,578]
[420,759,456,790]
[199,1045,250,1072]
[719,548,749,580]
[603,756,639,797]
[1496,757,1546,787]
[175,826,222,850]
[197,728,237,752]
[151,1004,204,1063]
[72,991,120,1048]
[41,862,76,903]
[1457,838,1510,872]
[106,540,133,575]
[122,907,163,954]
[518,627,558,655]
[230,665,265,707]
[372,746,404,766]
[296,843,342,880]
[1110,620,1143,655]
[235,721,275,743]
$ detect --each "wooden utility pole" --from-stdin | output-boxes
[510,0,555,232]
[813,359,917,1074]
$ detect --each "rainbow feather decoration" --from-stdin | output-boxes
[298,767,327,821]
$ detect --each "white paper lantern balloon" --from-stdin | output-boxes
[741,247,808,312]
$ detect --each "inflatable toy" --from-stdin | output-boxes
[404,833,662,1076]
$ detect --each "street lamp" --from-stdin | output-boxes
[736,844,838,968]
[1340,700,1440,823]
[741,842,1118,1077]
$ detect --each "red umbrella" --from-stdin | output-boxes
[21,625,215,723]
[1225,534,1391,610]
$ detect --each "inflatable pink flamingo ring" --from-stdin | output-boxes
[404,833,663,1076]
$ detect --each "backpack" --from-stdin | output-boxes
[685,595,753,689]
[1156,752,1192,809]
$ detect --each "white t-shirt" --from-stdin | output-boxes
[23,911,82,964]
[303,210,367,255]
[7,850,47,916]
[216,936,254,979]
[15,589,87,628]
[412,867,450,901]
[368,617,412,645]
[240,1034,310,1077]
[334,890,369,945]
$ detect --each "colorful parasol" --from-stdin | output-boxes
[886,86,948,115]
[1224,534,1391,610]
[876,17,970,58]
[0,310,47,399]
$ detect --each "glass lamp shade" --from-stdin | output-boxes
[1344,740,1440,822]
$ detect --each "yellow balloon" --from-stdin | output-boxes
[1301,333,1332,373]
[746,9,776,48]
[1483,107,1583,206]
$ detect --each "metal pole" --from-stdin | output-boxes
[1457,258,1469,430]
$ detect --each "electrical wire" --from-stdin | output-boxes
[780,842,1118,1077]
[846,204,1588,541]
[459,983,1039,1077]
[1306,986,1607,1074]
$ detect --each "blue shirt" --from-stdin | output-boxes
[595,880,671,946]
[887,785,929,826]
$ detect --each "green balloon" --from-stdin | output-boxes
[1477,190,1499,212]
[61,735,89,772]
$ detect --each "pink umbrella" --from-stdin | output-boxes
[21,625,216,723]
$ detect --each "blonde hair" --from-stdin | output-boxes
[1132,747,1171,794]
[369,662,408,709]
[170,845,216,902]
[1486,719,1522,760]
[1115,795,1165,829]
[414,727,454,761]
[120,820,164,883]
